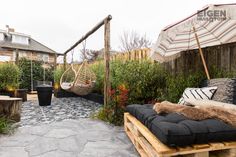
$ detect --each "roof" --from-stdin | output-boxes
[0,30,57,54]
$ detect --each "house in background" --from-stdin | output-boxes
[0,26,57,65]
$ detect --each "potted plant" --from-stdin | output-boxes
[0,63,20,97]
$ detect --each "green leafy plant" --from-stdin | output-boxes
[90,61,104,94]
[54,67,65,84]
[0,117,14,134]
[0,63,20,91]
[53,67,65,89]
[18,58,54,90]
[91,59,236,125]
[92,60,167,104]
[164,72,206,103]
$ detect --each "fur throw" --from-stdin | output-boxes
[153,101,236,128]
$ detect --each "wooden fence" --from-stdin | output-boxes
[163,42,236,75]
[110,42,236,76]
[110,48,151,61]
[59,42,236,77]
[57,48,152,68]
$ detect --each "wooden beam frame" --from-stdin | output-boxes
[54,53,57,70]
[63,15,112,106]
[63,54,67,71]
[104,18,111,108]
[64,15,112,55]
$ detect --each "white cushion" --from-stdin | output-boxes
[178,86,217,105]
[185,99,236,112]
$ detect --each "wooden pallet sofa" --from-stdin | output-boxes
[124,79,236,157]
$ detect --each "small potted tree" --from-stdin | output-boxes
[0,63,20,97]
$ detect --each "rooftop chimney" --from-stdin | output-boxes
[6,25,15,33]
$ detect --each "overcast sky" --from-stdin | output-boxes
[0,0,235,61]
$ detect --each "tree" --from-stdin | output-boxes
[119,31,152,52]
[80,41,100,61]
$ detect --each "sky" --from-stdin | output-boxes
[0,0,235,62]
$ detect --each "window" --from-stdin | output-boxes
[37,53,49,62]
[12,35,29,45]
[43,54,49,62]
[0,55,11,62]
[19,51,27,58]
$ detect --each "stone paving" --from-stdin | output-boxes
[0,119,138,157]
[20,97,102,127]
[0,97,138,157]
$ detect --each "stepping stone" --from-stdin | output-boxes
[44,128,78,138]
[25,137,58,156]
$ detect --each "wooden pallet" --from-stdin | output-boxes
[124,113,236,157]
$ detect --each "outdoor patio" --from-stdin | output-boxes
[20,96,102,126]
[0,97,138,157]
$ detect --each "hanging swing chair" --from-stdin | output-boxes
[60,60,96,95]
[72,60,96,95]
[60,64,77,92]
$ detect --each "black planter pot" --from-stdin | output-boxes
[36,85,53,106]
[15,89,28,102]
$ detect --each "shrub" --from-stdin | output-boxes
[94,84,129,126]
[92,59,236,125]
[0,63,20,91]
[53,67,65,89]
[54,67,65,84]
[0,117,14,134]
[164,72,206,103]
[90,61,104,94]
[18,58,54,90]
[92,60,167,104]
[45,65,54,82]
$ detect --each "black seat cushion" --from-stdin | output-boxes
[126,104,156,127]
[126,104,236,147]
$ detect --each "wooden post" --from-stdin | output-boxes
[54,53,57,70]
[15,49,19,65]
[193,26,210,80]
[63,54,67,71]
[104,18,111,107]
[141,50,144,60]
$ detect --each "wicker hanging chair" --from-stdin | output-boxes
[70,60,96,95]
[60,64,77,92]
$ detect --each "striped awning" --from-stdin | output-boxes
[150,4,236,63]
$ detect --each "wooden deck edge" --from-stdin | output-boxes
[124,112,236,157]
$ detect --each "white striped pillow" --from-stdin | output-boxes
[178,87,218,105]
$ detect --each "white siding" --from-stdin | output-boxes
[12,35,29,45]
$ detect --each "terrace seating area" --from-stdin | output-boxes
[124,78,236,156]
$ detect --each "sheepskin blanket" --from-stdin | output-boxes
[153,101,236,128]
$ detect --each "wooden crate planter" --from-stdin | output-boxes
[124,113,236,157]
